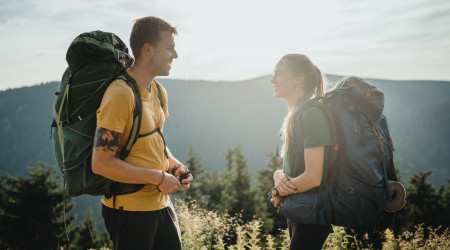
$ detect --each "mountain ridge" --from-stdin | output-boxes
[1,75,449,187]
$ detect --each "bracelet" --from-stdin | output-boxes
[171,163,182,175]
[156,171,165,187]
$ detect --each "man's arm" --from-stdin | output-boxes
[91,126,181,194]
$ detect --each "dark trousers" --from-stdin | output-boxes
[102,205,182,250]
[287,219,329,250]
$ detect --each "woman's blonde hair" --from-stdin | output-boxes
[279,54,326,156]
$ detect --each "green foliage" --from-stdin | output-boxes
[176,199,288,249]
[69,210,112,250]
[323,226,358,249]
[177,200,450,250]
[0,163,75,249]
[398,171,450,231]
[219,145,256,222]
[1,154,450,249]
[254,152,287,234]
[181,147,207,204]
[202,171,225,211]
[176,200,235,249]
[398,224,450,249]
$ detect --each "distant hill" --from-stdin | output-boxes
[1,75,449,187]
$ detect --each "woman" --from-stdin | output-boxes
[270,54,333,249]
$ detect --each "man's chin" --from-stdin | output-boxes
[158,71,170,77]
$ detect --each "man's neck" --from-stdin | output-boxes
[129,62,156,91]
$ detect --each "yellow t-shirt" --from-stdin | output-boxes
[96,70,169,211]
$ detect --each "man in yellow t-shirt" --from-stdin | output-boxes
[92,16,192,250]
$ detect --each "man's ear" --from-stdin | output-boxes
[142,43,154,58]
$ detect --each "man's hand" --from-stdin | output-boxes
[274,172,297,196]
[174,166,193,189]
[157,172,181,195]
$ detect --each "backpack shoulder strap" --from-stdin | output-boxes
[153,80,164,110]
[310,101,338,167]
[295,97,322,121]
[116,72,143,161]
[294,97,338,167]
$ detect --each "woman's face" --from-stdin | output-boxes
[270,59,303,99]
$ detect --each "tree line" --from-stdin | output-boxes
[0,146,449,249]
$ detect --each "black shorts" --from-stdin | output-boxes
[102,205,182,250]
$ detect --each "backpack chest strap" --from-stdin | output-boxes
[138,126,169,159]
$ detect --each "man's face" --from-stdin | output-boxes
[150,31,178,76]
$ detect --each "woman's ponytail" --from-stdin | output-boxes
[314,65,324,97]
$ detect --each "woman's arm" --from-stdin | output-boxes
[277,146,324,196]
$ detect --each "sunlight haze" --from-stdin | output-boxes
[0,0,449,90]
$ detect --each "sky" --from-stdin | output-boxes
[0,0,449,90]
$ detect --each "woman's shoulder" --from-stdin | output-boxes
[300,106,327,121]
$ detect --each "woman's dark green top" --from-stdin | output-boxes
[283,106,333,193]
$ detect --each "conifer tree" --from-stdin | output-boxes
[220,145,255,222]
[399,171,449,231]
[183,147,206,204]
[70,210,110,250]
[0,174,7,248]
[254,153,287,234]
[0,163,75,249]
[202,171,224,211]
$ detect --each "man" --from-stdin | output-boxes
[92,16,193,250]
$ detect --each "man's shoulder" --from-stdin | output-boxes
[104,79,134,99]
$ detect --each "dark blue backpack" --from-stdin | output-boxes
[282,76,398,229]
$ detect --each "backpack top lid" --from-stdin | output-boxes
[332,76,384,124]
[66,30,132,72]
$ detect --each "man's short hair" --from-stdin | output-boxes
[130,16,177,60]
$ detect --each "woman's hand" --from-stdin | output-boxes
[274,172,297,196]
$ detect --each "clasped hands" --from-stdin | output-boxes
[157,165,193,195]
[270,170,297,208]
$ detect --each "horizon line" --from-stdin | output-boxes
[2,73,450,91]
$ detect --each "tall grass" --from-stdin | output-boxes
[176,200,450,249]
[80,200,449,249]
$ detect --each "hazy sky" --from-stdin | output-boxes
[0,0,449,90]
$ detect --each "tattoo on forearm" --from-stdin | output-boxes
[94,127,122,152]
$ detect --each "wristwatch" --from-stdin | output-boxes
[171,163,183,175]
[271,187,280,197]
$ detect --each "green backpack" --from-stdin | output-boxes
[51,31,164,197]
